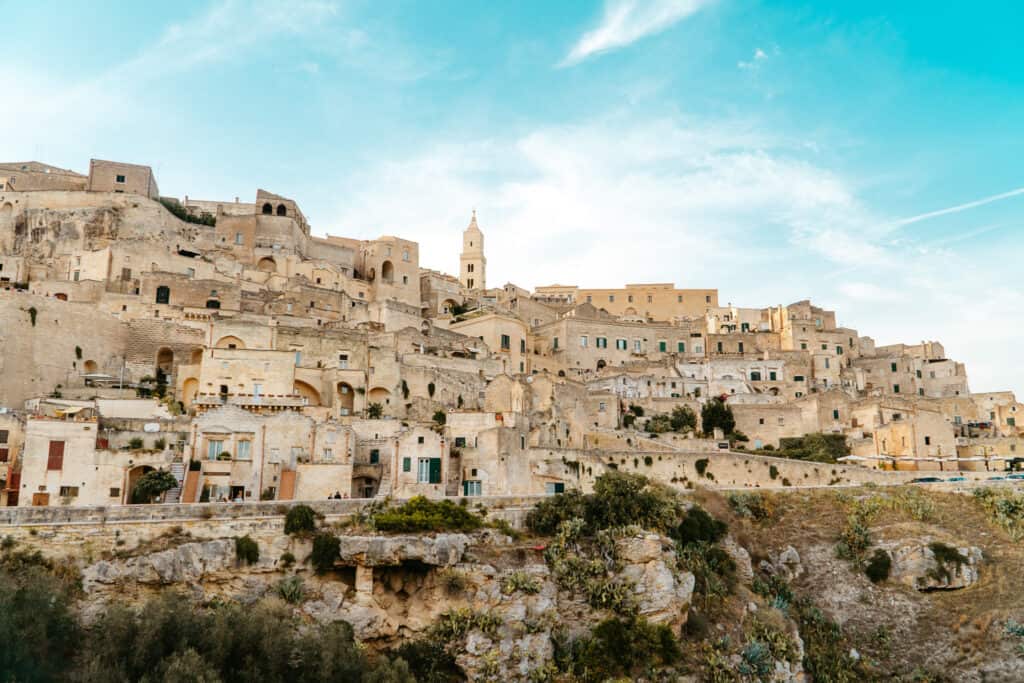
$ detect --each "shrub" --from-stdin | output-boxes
[628,404,645,417]
[188,460,201,471]
[367,402,384,419]
[836,516,872,562]
[159,197,216,226]
[437,568,468,595]
[675,506,727,546]
[501,570,541,595]
[670,405,697,432]
[622,413,636,429]
[275,576,305,604]
[279,552,296,568]
[153,438,166,451]
[373,496,483,533]
[865,549,891,583]
[695,458,709,477]
[430,608,501,641]
[0,567,79,681]
[769,464,779,480]
[284,505,318,535]
[645,414,673,434]
[782,477,792,487]
[584,471,682,533]
[793,597,864,681]
[432,409,446,426]
[392,639,460,682]
[310,532,341,574]
[131,470,178,504]
[557,616,679,680]
[235,536,259,566]
[927,542,967,583]
[728,492,775,521]
[128,437,144,450]
[526,489,589,535]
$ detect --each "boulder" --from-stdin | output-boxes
[336,533,470,567]
[889,541,982,591]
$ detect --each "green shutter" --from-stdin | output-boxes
[429,458,442,484]
[402,457,411,472]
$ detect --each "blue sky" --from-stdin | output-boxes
[3,0,1023,393]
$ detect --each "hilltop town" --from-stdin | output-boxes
[0,158,1021,508]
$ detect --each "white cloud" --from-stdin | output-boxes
[561,0,713,66]
[738,47,769,70]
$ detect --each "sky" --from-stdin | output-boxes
[3,0,1023,394]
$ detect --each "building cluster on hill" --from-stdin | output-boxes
[0,158,1020,506]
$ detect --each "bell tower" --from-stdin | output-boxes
[459,210,486,291]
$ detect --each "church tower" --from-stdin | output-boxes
[459,210,486,291]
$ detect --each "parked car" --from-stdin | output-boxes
[946,476,967,482]
[909,477,943,484]
[1007,473,1024,480]
[988,476,1006,481]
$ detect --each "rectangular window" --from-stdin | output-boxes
[73,270,80,281]
[121,267,132,281]
[59,486,79,497]
[916,369,923,378]
[115,174,126,183]
[501,334,511,350]
[520,339,526,353]
[627,294,633,303]
[236,441,252,461]
[463,480,482,496]
[633,339,642,352]
[616,339,627,350]
[545,482,566,495]
[596,337,607,349]
[0,430,7,444]
[893,384,900,394]
[717,342,723,353]
[836,346,843,355]
[677,341,685,353]
[0,448,7,463]
[824,358,830,369]
[47,440,66,470]
[579,336,588,348]
[769,371,777,381]
[794,375,805,382]
[609,295,615,302]
[321,448,333,461]
[750,371,761,381]
[417,458,430,483]
[891,362,898,372]
[924,436,932,445]
[417,436,425,444]
[1008,417,1017,427]
[369,448,380,464]
[658,341,667,352]
[234,232,243,245]
[833,409,840,420]
[294,351,302,365]
[338,353,348,368]
[207,440,224,461]
[738,342,744,353]
[553,337,559,350]
[403,457,411,473]
[109,487,120,498]
[647,295,653,303]
[454,437,466,448]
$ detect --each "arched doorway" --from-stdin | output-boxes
[441,298,457,315]
[337,382,354,416]
[596,359,606,370]
[368,387,391,405]
[126,465,155,504]
[257,257,276,272]
[83,360,98,374]
[182,377,199,408]
[294,380,321,406]
[214,336,245,349]
[156,348,174,375]
[0,203,13,230]
[262,203,273,215]
[190,348,204,364]
[276,204,287,216]
[381,260,394,283]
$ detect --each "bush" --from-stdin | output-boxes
[769,464,779,480]
[557,616,679,680]
[432,409,446,426]
[367,403,384,419]
[279,552,296,568]
[284,505,318,535]
[392,639,460,682]
[526,489,589,535]
[628,404,645,417]
[622,413,636,429]
[865,549,891,583]
[235,536,259,566]
[928,542,967,583]
[670,405,697,432]
[695,458,709,477]
[131,470,178,504]
[675,506,728,546]
[501,570,541,595]
[159,197,216,226]
[773,433,850,463]
[645,414,673,434]
[128,437,144,450]
[153,438,166,451]
[275,576,305,604]
[310,532,341,574]
[728,492,775,521]
[0,568,80,682]
[373,496,483,533]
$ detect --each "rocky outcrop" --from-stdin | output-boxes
[721,535,754,584]
[617,532,695,625]
[84,539,237,588]
[889,541,982,591]
[336,533,470,567]
[759,545,804,582]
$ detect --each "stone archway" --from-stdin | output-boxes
[126,465,155,504]
[381,260,394,283]
[337,382,355,416]
[368,387,391,405]
[262,203,273,215]
[294,380,321,406]
[257,257,276,273]
[83,360,98,374]
[156,347,174,375]
[214,336,245,349]
[182,378,200,408]
[276,204,287,217]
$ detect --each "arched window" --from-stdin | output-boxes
[155,286,170,304]
[261,203,273,215]
[381,260,394,283]
[276,204,287,217]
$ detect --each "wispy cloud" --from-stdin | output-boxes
[561,0,713,67]
[891,186,1024,227]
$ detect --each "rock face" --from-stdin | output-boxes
[617,532,695,626]
[721,536,754,584]
[889,542,982,591]
[759,545,803,582]
[84,539,237,588]
[336,533,469,567]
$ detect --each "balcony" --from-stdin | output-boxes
[194,393,308,408]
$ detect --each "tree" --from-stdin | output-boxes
[131,470,178,504]
[701,397,735,436]
[284,505,317,535]
[670,405,697,432]
[367,402,384,419]
[432,410,446,426]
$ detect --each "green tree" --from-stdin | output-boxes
[132,470,178,503]
[367,402,384,419]
[0,568,79,683]
[701,397,735,435]
[670,405,697,432]
[284,505,318,535]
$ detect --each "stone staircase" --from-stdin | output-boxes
[374,470,392,500]
[164,459,186,504]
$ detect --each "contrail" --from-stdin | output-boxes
[893,186,1024,227]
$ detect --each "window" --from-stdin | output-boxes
[521,435,526,449]
[0,448,7,463]
[1008,417,1017,427]
[800,342,808,350]
[598,402,607,412]
[585,295,592,303]
[706,295,711,303]
[794,375,805,382]
[121,267,132,281]
[595,337,607,349]
[627,295,633,303]
[338,353,348,368]
[824,358,830,369]
[402,249,410,262]
[750,371,761,381]
[658,341,667,352]
[759,418,765,425]
[47,441,65,470]
[893,384,900,394]
[501,334,511,350]
[73,270,80,281]
[579,336,588,348]
[778,417,785,425]
[369,449,380,464]
[59,486,79,497]
[647,295,653,303]
[738,342,744,353]
[924,436,931,446]
[616,339,627,350]
[677,295,683,303]
[821,343,827,350]
[833,409,840,420]
[236,441,252,461]
[294,351,302,365]
[890,362,898,372]
[769,371,777,381]
[115,174,126,183]
[418,457,441,484]
[467,264,474,273]
[234,232,243,245]
[454,437,467,448]
[633,339,642,352]
[695,344,703,353]
[463,480,482,496]
[717,342,723,353]
[545,482,565,495]
[109,488,120,498]
[609,295,615,302]
[0,430,7,444]
[207,440,224,460]
[467,278,474,288]
[403,457,411,472]
[155,285,170,304]
[677,341,685,353]
[836,346,843,355]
